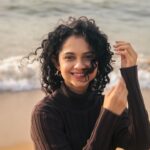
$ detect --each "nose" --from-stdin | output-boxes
[74,59,87,70]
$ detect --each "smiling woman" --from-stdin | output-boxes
[26,16,150,150]
[31,16,113,96]
[56,36,98,94]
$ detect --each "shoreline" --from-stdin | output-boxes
[0,89,149,150]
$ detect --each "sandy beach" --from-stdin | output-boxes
[0,90,45,150]
[0,89,149,150]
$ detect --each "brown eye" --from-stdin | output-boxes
[64,56,74,61]
[85,54,95,60]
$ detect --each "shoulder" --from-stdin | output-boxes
[31,93,64,131]
[31,90,62,118]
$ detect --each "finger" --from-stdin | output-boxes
[115,47,137,67]
[119,78,125,86]
[113,46,133,58]
[113,42,137,58]
[117,78,126,89]
[115,41,126,44]
[115,50,134,66]
[113,79,125,94]
[114,41,126,47]
[115,79,128,100]
[115,49,132,59]
[105,86,115,96]
[114,45,131,52]
[118,79,127,95]
[113,43,128,49]
[119,87,128,104]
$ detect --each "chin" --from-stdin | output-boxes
[72,81,89,90]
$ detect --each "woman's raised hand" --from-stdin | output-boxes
[113,41,138,68]
[103,41,137,115]
[103,78,128,115]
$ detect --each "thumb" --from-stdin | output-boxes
[105,86,115,97]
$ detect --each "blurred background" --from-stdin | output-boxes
[0,0,150,150]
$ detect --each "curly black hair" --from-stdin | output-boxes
[25,16,114,95]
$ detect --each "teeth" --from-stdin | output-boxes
[72,73,84,77]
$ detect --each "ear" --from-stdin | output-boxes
[51,56,60,70]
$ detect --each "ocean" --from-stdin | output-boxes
[0,0,150,92]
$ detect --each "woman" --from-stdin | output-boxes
[30,16,150,150]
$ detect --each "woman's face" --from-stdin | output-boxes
[57,35,98,94]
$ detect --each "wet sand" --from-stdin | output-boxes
[0,143,33,150]
[0,89,149,150]
[0,90,45,150]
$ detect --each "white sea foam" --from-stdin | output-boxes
[0,56,41,92]
[0,56,150,92]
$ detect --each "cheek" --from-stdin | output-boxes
[59,63,71,74]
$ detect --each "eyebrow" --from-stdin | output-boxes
[64,51,94,55]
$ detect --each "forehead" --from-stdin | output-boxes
[60,35,92,54]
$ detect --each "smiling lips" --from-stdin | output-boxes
[71,72,85,79]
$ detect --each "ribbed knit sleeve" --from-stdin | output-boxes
[31,105,72,150]
[83,107,119,150]
[120,65,150,150]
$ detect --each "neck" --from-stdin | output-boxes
[64,82,89,95]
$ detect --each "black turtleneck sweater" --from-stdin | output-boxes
[31,66,150,150]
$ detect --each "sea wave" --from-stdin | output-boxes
[0,56,150,92]
[0,56,41,92]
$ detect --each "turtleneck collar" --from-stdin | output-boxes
[56,82,96,109]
